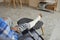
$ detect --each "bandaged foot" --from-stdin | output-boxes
[28,14,42,29]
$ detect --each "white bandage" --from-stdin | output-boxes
[28,16,41,29]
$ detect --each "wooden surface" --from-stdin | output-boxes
[21,0,40,8]
[29,0,40,8]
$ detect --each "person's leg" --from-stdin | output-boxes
[28,14,42,29]
[11,14,42,33]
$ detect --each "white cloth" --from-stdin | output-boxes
[28,16,41,29]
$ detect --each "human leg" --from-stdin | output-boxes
[28,14,42,29]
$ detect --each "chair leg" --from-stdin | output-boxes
[19,0,22,8]
[3,0,6,3]
[15,0,20,6]
[13,0,16,8]
[41,26,44,35]
[54,6,57,11]
[8,0,11,7]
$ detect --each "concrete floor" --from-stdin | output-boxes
[0,5,60,40]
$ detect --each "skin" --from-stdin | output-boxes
[2,17,20,33]
[11,25,20,33]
